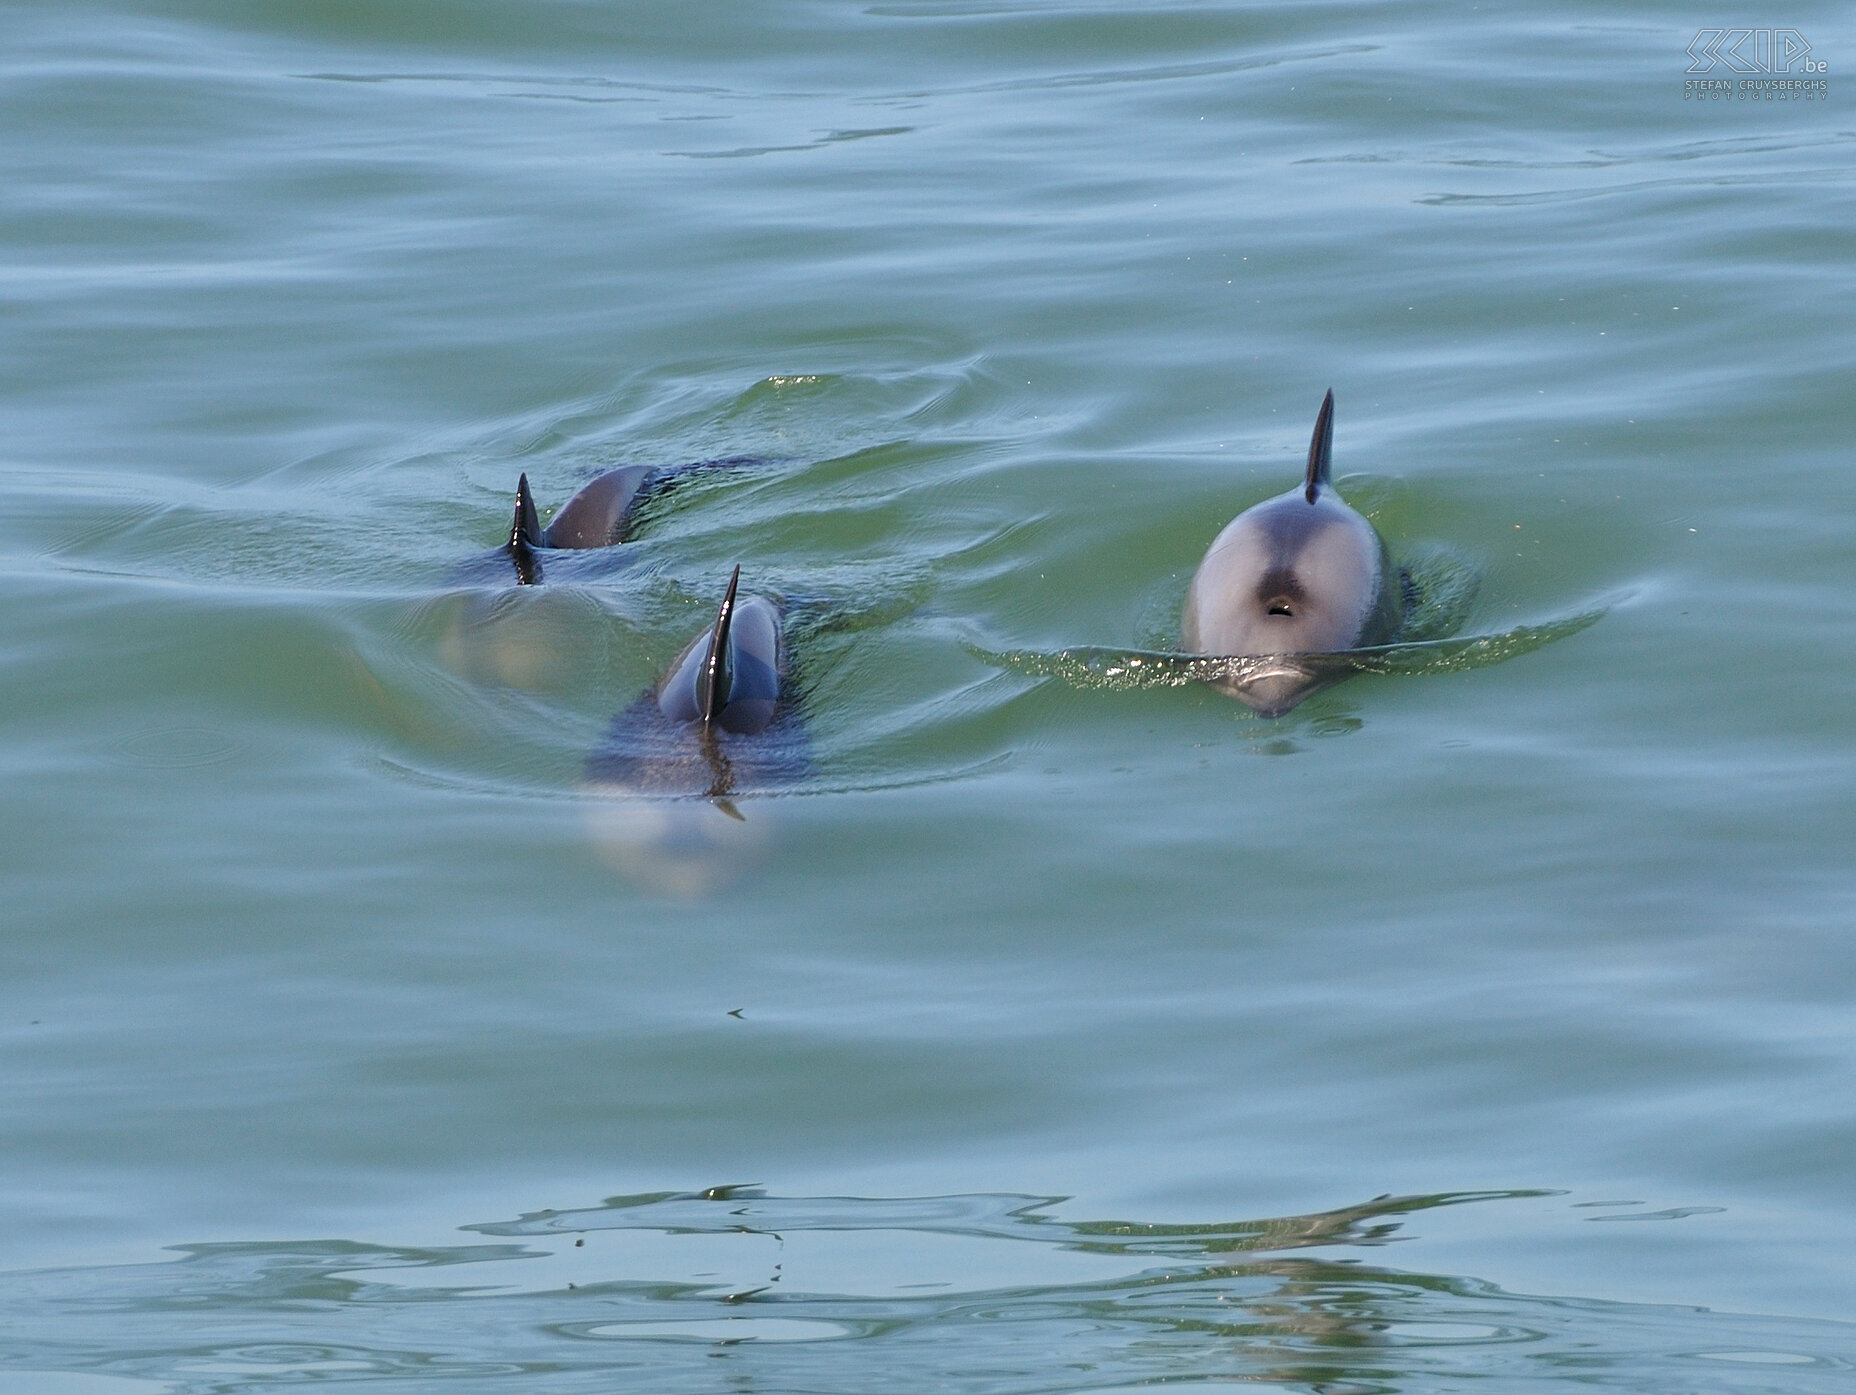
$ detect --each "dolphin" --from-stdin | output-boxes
[585,565,807,803]
[436,466,663,685]
[463,457,767,587]
[1180,390,1407,716]
[582,566,808,894]
[500,466,656,585]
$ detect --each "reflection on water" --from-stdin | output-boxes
[582,793,774,897]
[5,1188,1851,1395]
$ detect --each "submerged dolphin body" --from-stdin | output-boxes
[1181,391,1407,716]
[439,467,664,685]
[442,459,766,687]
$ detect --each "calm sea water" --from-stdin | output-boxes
[4,2,1854,1391]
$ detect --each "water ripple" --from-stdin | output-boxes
[4,1188,1853,1394]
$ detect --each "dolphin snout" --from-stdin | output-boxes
[1216,662,1322,718]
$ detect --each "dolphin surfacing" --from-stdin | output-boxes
[464,457,767,587]
[1181,391,1406,716]
[582,566,807,895]
[585,565,807,802]
[501,466,657,585]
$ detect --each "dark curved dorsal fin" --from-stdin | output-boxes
[507,473,544,585]
[1304,388,1335,504]
[699,564,742,728]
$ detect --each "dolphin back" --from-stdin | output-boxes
[542,466,657,549]
[585,571,804,800]
[655,577,785,736]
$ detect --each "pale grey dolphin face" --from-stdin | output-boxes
[1180,393,1401,716]
[1182,487,1389,654]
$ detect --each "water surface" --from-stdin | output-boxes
[4,2,1854,1391]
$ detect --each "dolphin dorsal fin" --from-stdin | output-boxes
[699,565,743,728]
[507,473,544,585]
[1303,389,1335,504]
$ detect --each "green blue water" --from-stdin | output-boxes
[4,3,1854,1391]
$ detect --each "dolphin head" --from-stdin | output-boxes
[1180,392,1402,715]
